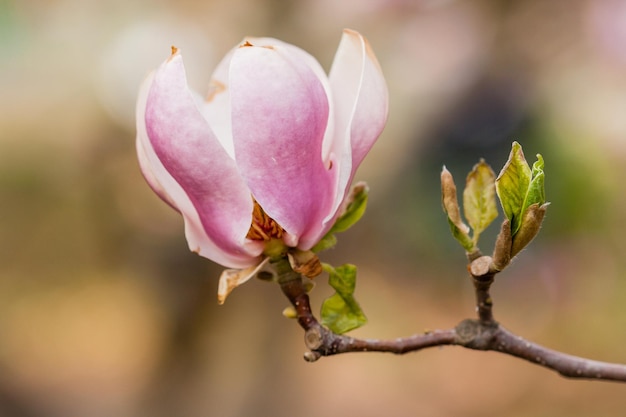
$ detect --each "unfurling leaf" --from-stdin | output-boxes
[524,154,545,215]
[320,263,367,334]
[492,219,512,271]
[492,142,548,267]
[441,167,474,251]
[312,182,368,253]
[495,142,532,235]
[310,233,337,254]
[496,142,547,238]
[511,203,548,257]
[442,167,469,233]
[330,182,369,234]
[463,160,498,243]
[447,218,475,251]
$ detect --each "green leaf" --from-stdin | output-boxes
[441,166,474,251]
[447,217,475,251]
[312,183,368,253]
[310,233,337,253]
[320,263,367,334]
[509,154,547,255]
[329,182,368,234]
[463,160,498,242]
[523,154,545,214]
[495,143,548,253]
[511,203,548,257]
[495,142,532,235]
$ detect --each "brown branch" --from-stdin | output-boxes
[468,255,496,323]
[492,326,626,382]
[279,274,626,382]
[279,276,457,361]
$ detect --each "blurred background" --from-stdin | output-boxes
[2,0,626,415]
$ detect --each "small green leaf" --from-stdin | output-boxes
[511,203,548,257]
[320,263,367,334]
[441,167,469,233]
[494,143,548,259]
[523,154,545,214]
[312,183,368,253]
[531,154,544,178]
[329,182,368,234]
[441,166,474,251]
[463,160,498,242]
[311,233,337,253]
[496,142,532,235]
[447,217,475,251]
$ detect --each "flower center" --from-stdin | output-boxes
[246,199,284,241]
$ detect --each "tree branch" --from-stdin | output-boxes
[279,276,457,361]
[492,326,626,382]
[279,273,626,382]
[467,255,496,323]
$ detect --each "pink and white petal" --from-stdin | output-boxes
[244,37,337,166]
[331,30,388,168]
[229,43,336,248]
[203,37,332,161]
[203,47,237,159]
[205,37,336,167]
[142,50,263,268]
[327,29,389,217]
[136,72,179,211]
[244,37,330,84]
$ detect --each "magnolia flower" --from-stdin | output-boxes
[137,29,388,300]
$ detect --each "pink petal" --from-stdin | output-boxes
[136,74,179,212]
[204,37,335,163]
[203,47,236,159]
[139,50,263,268]
[326,29,389,220]
[243,38,336,166]
[229,42,336,249]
